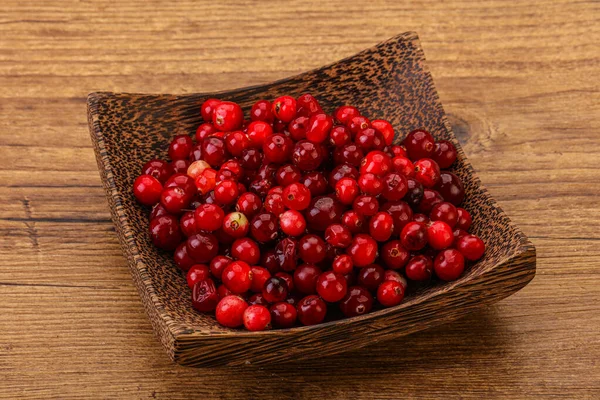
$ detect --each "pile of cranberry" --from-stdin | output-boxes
[132,94,485,331]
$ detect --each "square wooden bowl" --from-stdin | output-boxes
[88,32,536,367]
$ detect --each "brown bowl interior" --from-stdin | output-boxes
[88,32,535,366]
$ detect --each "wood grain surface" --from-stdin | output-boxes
[0,0,598,398]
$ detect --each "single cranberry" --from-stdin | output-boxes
[342,210,365,234]
[165,173,197,196]
[306,113,333,143]
[214,179,239,205]
[142,159,173,184]
[297,295,327,326]
[360,150,392,177]
[405,255,433,281]
[400,222,428,251]
[371,119,395,146]
[270,302,297,328]
[296,93,322,116]
[201,137,227,167]
[186,264,210,289]
[235,192,262,219]
[194,168,217,195]
[298,234,327,264]
[133,174,163,206]
[279,210,306,237]
[221,211,249,238]
[335,177,359,205]
[215,295,248,328]
[282,183,311,211]
[305,195,344,231]
[434,249,465,281]
[208,255,231,280]
[293,263,322,294]
[316,271,347,302]
[168,135,193,161]
[191,278,219,313]
[381,240,410,270]
[275,237,299,271]
[241,148,263,170]
[384,270,407,288]
[348,116,371,135]
[179,211,199,237]
[433,140,458,169]
[430,202,458,228]
[427,221,454,250]
[391,156,415,178]
[250,212,278,243]
[352,195,379,216]
[329,125,351,147]
[334,105,360,124]
[248,178,273,198]
[288,116,308,141]
[330,255,352,275]
[212,101,243,131]
[275,272,294,293]
[200,98,221,122]
[194,204,224,231]
[377,281,404,307]
[171,159,190,174]
[222,261,253,294]
[355,128,385,151]
[358,173,383,196]
[275,164,301,187]
[149,214,183,250]
[292,140,323,170]
[333,143,364,167]
[187,160,210,180]
[247,266,270,293]
[186,232,219,263]
[231,237,260,265]
[264,191,285,216]
[272,95,297,123]
[161,186,192,214]
[381,172,408,201]
[189,144,203,162]
[250,99,274,123]
[340,286,373,317]
[380,201,412,235]
[195,123,218,142]
[347,234,378,267]
[419,189,444,213]
[242,305,271,331]
[357,264,385,292]
[405,178,424,208]
[403,129,435,160]
[369,212,394,242]
[390,145,407,158]
[174,242,196,272]
[455,208,472,231]
[434,172,465,206]
[221,159,243,178]
[301,171,328,196]
[324,224,352,248]
[224,131,250,157]
[457,234,485,261]
[414,158,441,188]
[246,121,274,148]
[217,284,233,299]
[262,276,289,303]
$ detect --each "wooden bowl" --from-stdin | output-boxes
[88,32,536,367]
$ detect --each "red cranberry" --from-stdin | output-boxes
[270,302,297,328]
[272,96,297,122]
[316,271,347,302]
[212,101,243,131]
[360,150,392,177]
[149,203,169,220]
[189,144,203,162]
[299,234,327,264]
[414,158,441,188]
[194,168,217,195]
[201,98,220,122]
[260,250,279,274]
[391,156,415,178]
[357,264,385,292]
[297,295,327,326]
[264,191,285,216]
[331,255,353,275]
[217,284,233,299]
[214,179,239,205]
[275,272,294,293]
[302,171,328,196]
[403,129,435,160]
[187,264,210,289]
[305,195,344,231]
[279,210,306,237]
[231,237,260,265]
[433,140,457,169]
[457,234,485,261]
[180,211,199,237]
[355,128,385,151]
[348,116,371,135]
[250,212,278,243]
[347,234,378,267]
[377,281,404,307]
[245,120,273,148]
[434,249,465,281]
[235,192,262,219]
[161,186,192,214]
[381,240,410,270]
[174,242,195,271]
[405,177,424,208]
[192,278,219,312]
[391,145,407,158]
[369,212,394,242]
[325,224,352,248]
[427,221,454,250]
[352,195,379,216]
[329,163,359,188]
[165,173,196,196]
[275,237,299,271]
[168,135,193,161]
[209,255,232,280]
[342,210,365,234]
[133,175,163,206]
[149,214,183,250]
[250,100,274,123]
[371,119,395,146]
[333,143,364,167]
[384,270,407,288]
[249,178,273,198]
[340,286,373,317]
[194,203,224,231]
[293,264,322,294]
[283,183,311,210]
[241,148,263,170]
[296,93,322,117]
[430,202,458,228]
[335,177,360,205]
[201,137,227,167]
[456,208,472,231]
[224,131,250,157]
[419,189,444,213]
[329,125,351,147]
[242,305,271,331]
[400,222,428,251]
[434,172,465,206]
[196,123,217,142]
[142,159,173,184]
[248,293,269,306]
[288,116,308,141]
[221,159,243,179]
[186,232,219,263]
[292,140,323,170]
[405,255,433,281]
[334,105,360,124]
[222,261,253,294]
[381,173,408,201]
[215,295,248,328]
[358,173,383,196]
[275,164,301,187]
[380,200,412,235]
[262,276,289,303]
[306,113,333,143]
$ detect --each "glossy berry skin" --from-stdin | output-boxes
[283,183,311,210]
[297,295,327,326]
[377,281,405,307]
[180,211,199,237]
[457,234,486,261]
[212,101,243,131]
[187,160,210,179]
[333,144,364,167]
[264,191,285,216]
[296,93,323,117]
[371,119,395,146]
[215,295,248,328]
[316,271,347,303]
[250,100,274,123]
[236,192,262,219]
[456,208,472,231]
[161,186,192,214]
[419,189,444,213]
[414,158,441,188]
[342,210,365,234]
[213,179,238,205]
[142,159,173,184]
[340,286,373,317]
[306,113,333,143]
[403,129,435,160]
[170,159,190,174]
[189,144,203,162]
[224,131,250,157]
[270,302,297,328]
[201,137,228,168]
[210,255,232,280]
[331,254,352,275]
[325,224,352,248]
[335,177,359,205]
[192,278,219,312]
[186,232,219,263]
[196,123,218,142]
[430,202,458,228]
[433,140,457,169]
[352,195,379,217]
[381,173,408,201]
[355,128,385,151]
[390,145,407,158]
[201,98,221,122]
[391,156,415,178]
[292,140,323,171]
[250,212,279,243]
[369,212,394,242]
[231,238,260,265]
[149,215,183,250]
[288,116,308,141]
[165,173,196,194]
[434,249,465,281]
[348,116,371,135]
[279,210,306,236]
[299,234,327,264]
[247,121,274,148]
[357,264,385,292]
[381,240,410,270]
[380,200,413,235]
[274,238,297,272]
[405,177,424,208]
[133,175,163,206]
[222,261,253,294]
[276,164,302,187]
[149,203,168,220]
[217,285,233,299]
[249,266,271,293]
[222,212,249,238]
[334,105,360,124]
[360,150,392,177]
[358,173,383,196]
[302,171,328,196]
[293,264,322,294]
[329,125,351,147]
[168,135,193,160]
[243,305,271,331]
[194,204,224,231]
[347,234,378,267]
[187,264,210,289]
[194,168,217,195]
[262,277,289,303]
[400,222,428,251]
[427,221,454,250]
[405,255,433,281]
[435,172,465,206]
[248,293,268,306]
[275,272,294,293]
[272,96,297,122]
[173,242,196,272]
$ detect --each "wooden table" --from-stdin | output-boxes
[1,1,599,398]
